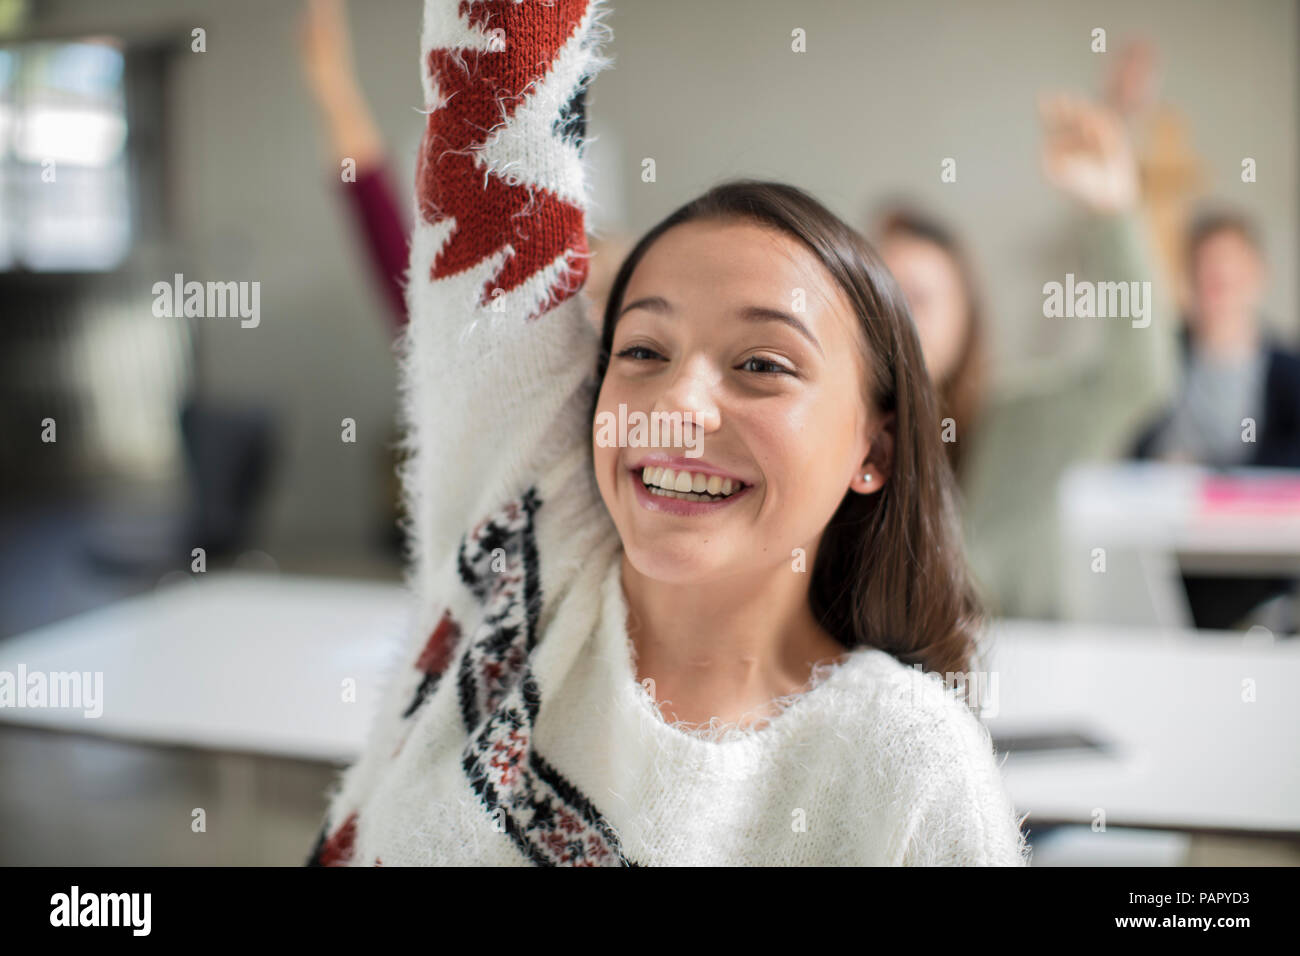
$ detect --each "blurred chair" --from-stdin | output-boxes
[179,398,277,562]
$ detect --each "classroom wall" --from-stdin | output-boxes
[589,0,1299,363]
[33,0,425,556]
[25,0,1298,555]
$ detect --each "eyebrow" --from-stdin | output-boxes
[616,295,824,356]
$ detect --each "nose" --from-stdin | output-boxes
[652,356,721,437]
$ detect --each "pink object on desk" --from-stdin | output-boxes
[1199,474,1300,514]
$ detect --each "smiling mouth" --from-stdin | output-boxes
[633,465,749,503]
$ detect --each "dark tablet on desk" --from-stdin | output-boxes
[991,729,1112,755]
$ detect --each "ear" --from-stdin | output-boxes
[851,411,896,496]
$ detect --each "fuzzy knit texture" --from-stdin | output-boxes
[308,0,1031,867]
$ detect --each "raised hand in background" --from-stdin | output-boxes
[298,0,384,173]
[1039,92,1139,215]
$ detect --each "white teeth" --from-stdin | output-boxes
[639,466,744,500]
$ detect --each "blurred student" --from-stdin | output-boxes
[1133,212,1300,469]
[1131,211,1300,629]
[1105,37,1205,314]
[876,95,1177,620]
[299,0,409,330]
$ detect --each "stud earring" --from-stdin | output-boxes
[862,473,872,484]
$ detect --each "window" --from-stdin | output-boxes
[0,38,131,271]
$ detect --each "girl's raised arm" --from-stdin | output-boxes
[399,0,611,584]
[304,2,614,865]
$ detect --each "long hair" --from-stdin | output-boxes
[875,206,989,480]
[590,179,984,682]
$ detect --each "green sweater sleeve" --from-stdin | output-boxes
[958,211,1180,619]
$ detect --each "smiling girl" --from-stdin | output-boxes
[309,0,1029,867]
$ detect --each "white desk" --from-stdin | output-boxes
[1059,463,1300,628]
[984,618,1300,836]
[0,573,409,763]
[3,577,1297,838]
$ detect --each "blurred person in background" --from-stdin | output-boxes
[1133,212,1300,470]
[875,94,1176,621]
[299,0,409,332]
[300,0,411,555]
[1131,211,1300,630]
[1104,37,1205,314]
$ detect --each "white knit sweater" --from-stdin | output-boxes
[311,0,1031,867]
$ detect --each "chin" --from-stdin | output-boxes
[620,533,730,584]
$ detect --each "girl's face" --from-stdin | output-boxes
[879,235,969,387]
[592,218,890,585]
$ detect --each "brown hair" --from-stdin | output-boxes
[590,179,984,683]
[875,206,988,479]
[1185,208,1264,273]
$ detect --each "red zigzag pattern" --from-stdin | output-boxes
[418,0,590,317]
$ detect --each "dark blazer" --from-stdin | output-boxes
[1132,326,1300,469]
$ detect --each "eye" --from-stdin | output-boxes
[738,355,794,375]
[614,345,664,361]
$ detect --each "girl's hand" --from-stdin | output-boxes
[1039,92,1138,214]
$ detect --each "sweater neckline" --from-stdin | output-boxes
[599,555,876,750]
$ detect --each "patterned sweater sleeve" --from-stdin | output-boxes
[306,0,613,866]
[398,0,612,610]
